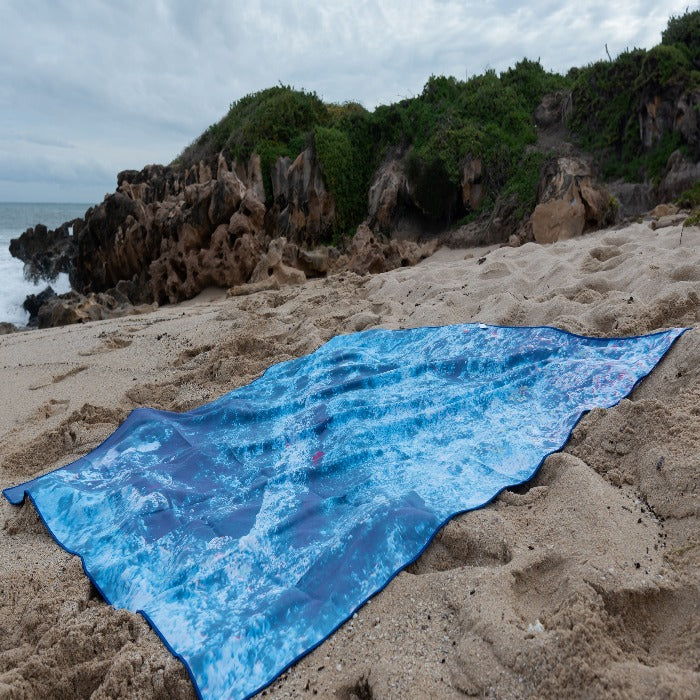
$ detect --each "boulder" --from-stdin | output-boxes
[658,150,700,202]
[249,238,306,287]
[343,225,436,276]
[23,286,57,326]
[531,187,586,243]
[35,290,152,329]
[0,322,17,335]
[607,180,656,218]
[531,157,615,244]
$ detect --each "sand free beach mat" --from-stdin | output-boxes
[4,324,686,699]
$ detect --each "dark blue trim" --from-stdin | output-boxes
[1,324,690,700]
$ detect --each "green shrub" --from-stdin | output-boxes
[314,126,363,238]
[500,151,546,221]
[662,9,700,67]
[676,180,700,208]
[567,12,699,183]
[172,11,697,240]
[684,209,700,227]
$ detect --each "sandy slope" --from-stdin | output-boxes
[0,220,698,699]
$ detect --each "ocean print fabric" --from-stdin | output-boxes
[4,324,686,700]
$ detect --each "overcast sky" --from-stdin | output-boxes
[0,0,693,203]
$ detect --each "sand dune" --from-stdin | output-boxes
[0,220,698,699]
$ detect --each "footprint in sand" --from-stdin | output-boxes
[29,365,88,390]
[174,344,214,367]
[79,335,132,356]
[42,398,70,418]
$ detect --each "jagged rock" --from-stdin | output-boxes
[639,88,700,153]
[345,225,389,275]
[367,158,408,232]
[486,194,524,244]
[247,154,265,202]
[208,171,246,228]
[71,192,153,293]
[250,238,306,287]
[531,157,614,244]
[367,151,466,235]
[9,221,78,282]
[344,225,436,276]
[23,286,56,326]
[297,248,330,277]
[658,150,700,202]
[18,142,443,326]
[35,291,153,329]
[0,322,17,335]
[649,203,680,218]
[269,147,336,246]
[674,89,700,152]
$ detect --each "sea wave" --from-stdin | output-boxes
[0,203,89,326]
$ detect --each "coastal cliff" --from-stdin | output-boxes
[8,11,700,328]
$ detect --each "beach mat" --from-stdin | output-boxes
[3,324,686,699]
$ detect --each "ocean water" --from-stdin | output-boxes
[0,203,90,326]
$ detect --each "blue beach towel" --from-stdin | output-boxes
[3,324,686,699]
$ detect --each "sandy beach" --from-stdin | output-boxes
[0,219,698,698]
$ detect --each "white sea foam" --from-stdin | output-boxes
[0,203,89,326]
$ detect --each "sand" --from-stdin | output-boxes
[0,220,698,699]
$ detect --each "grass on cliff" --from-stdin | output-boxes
[567,8,700,182]
[177,61,566,240]
[175,10,700,242]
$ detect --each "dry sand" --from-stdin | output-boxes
[0,220,698,699]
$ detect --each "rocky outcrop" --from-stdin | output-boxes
[16,146,443,328]
[268,148,336,247]
[9,220,79,282]
[0,322,17,335]
[531,157,615,244]
[658,150,700,202]
[367,158,409,233]
[69,155,269,305]
[339,225,437,276]
[367,154,467,237]
[607,181,656,218]
[35,290,155,329]
[23,286,57,326]
[639,88,700,154]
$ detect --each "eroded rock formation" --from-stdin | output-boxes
[531,158,615,244]
[267,148,336,247]
[10,220,79,282]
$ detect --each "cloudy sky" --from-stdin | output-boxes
[0,0,693,203]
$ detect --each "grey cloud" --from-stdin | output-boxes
[0,0,692,202]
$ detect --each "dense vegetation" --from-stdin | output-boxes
[176,10,700,241]
[568,9,700,181]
